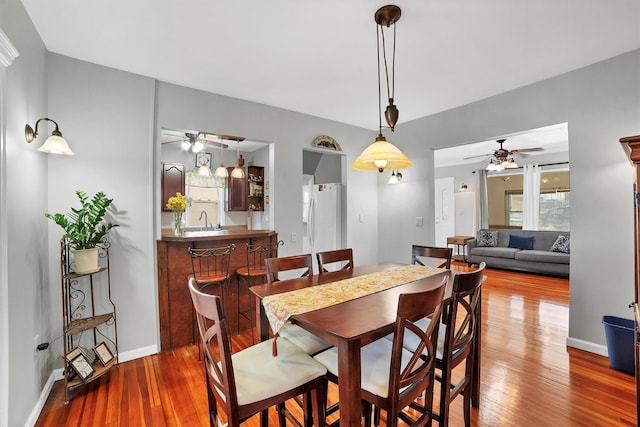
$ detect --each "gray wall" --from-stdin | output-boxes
[384,49,640,353]
[1,0,50,424]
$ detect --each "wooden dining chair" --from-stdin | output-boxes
[188,244,236,360]
[264,254,313,287]
[313,275,447,427]
[316,248,353,273]
[188,278,326,427]
[236,240,283,339]
[399,262,486,427]
[411,244,453,269]
[265,254,332,427]
[264,254,332,355]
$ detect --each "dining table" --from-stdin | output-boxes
[250,262,481,426]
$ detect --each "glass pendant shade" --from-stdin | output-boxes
[215,165,229,178]
[37,134,74,155]
[231,166,244,178]
[352,134,412,173]
[198,165,212,176]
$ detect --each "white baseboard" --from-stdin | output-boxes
[566,336,608,357]
[24,344,158,427]
[24,368,63,427]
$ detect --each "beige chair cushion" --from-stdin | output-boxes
[230,337,327,405]
[313,337,420,398]
[278,322,332,355]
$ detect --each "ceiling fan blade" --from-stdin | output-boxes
[161,138,187,145]
[511,152,530,158]
[463,153,494,160]
[202,139,229,149]
[511,147,544,153]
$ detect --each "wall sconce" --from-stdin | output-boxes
[387,170,403,184]
[25,118,74,155]
[460,184,468,192]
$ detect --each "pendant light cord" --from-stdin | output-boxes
[377,24,383,135]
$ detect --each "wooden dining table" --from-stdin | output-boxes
[250,262,481,426]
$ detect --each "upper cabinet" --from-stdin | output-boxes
[226,165,264,211]
[161,163,185,212]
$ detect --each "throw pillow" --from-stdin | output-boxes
[508,234,535,250]
[551,235,570,253]
[476,230,498,247]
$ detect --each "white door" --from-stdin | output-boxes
[435,177,455,247]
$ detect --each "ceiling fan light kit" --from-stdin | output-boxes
[352,5,412,174]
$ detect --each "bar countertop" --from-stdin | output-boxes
[160,228,276,242]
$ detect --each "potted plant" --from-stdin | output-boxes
[45,189,118,273]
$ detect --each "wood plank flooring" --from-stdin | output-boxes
[36,264,637,426]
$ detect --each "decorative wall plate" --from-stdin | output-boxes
[312,135,341,151]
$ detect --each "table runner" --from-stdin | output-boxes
[262,264,446,335]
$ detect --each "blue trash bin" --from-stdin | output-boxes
[602,315,635,375]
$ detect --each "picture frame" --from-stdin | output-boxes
[195,152,212,168]
[69,353,95,382]
[94,342,115,366]
[65,346,83,363]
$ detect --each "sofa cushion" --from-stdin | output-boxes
[470,246,520,259]
[550,235,570,253]
[508,234,535,250]
[515,250,570,264]
[476,230,499,247]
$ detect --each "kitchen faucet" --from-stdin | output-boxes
[198,210,209,230]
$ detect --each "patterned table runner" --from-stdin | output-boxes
[262,264,446,335]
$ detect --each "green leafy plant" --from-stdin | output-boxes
[45,190,119,250]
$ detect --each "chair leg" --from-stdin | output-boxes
[260,408,269,427]
[438,370,452,427]
[463,389,472,427]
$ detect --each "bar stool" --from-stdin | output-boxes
[236,239,283,340]
[188,244,236,359]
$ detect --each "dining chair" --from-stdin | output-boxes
[411,244,453,269]
[400,262,486,427]
[313,277,447,427]
[265,254,332,427]
[264,254,332,356]
[188,278,326,427]
[264,254,313,287]
[236,239,284,340]
[316,248,353,273]
[188,244,236,360]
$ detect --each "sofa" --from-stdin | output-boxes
[467,229,570,277]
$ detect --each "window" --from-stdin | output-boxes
[505,191,523,227]
[186,185,222,228]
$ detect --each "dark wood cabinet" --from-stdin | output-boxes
[161,163,185,212]
[226,167,247,211]
[247,165,265,211]
[619,134,640,425]
[226,165,265,211]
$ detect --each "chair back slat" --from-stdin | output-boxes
[316,248,354,273]
[411,245,453,269]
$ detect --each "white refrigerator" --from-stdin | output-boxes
[303,182,341,269]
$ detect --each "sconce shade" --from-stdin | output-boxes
[25,118,74,155]
[352,134,412,173]
[460,184,468,191]
[387,170,403,184]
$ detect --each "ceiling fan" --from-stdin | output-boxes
[162,131,229,152]
[463,139,544,162]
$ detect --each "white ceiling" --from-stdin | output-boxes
[434,123,569,168]
[20,1,639,133]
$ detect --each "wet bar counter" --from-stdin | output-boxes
[157,229,278,350]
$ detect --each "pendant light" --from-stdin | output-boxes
[231,140,245,178]
[352,5,411,173]
[214,136,229,178]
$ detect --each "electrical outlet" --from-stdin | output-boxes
[415,217,424,227]
[291,232,297,243]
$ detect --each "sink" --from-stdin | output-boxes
[183,230,231,237]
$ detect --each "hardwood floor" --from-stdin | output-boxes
[36,264,637,426]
